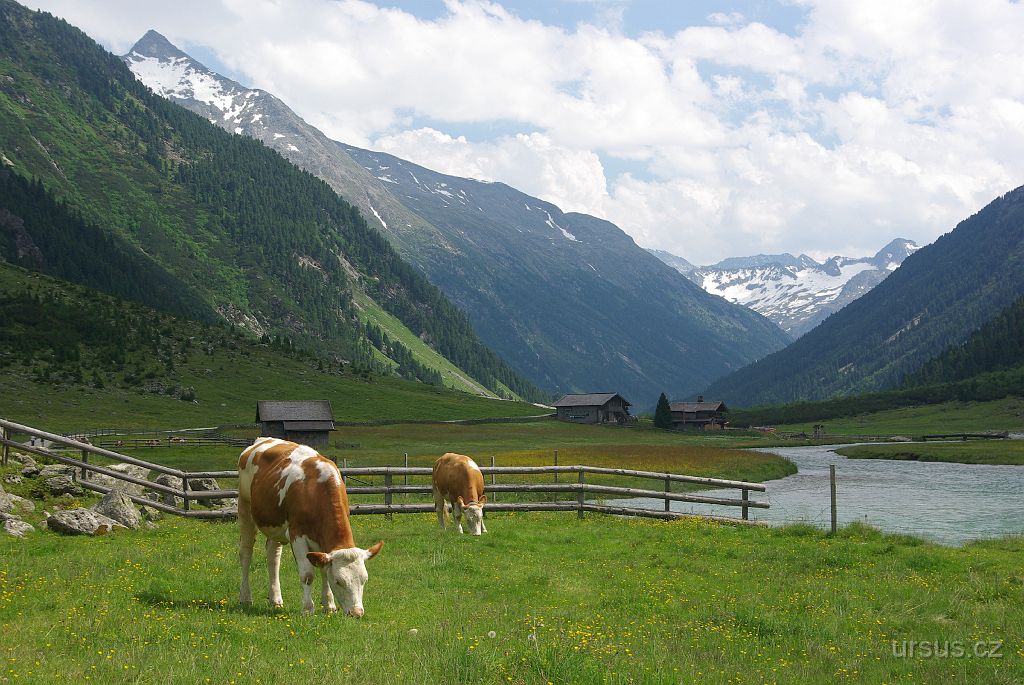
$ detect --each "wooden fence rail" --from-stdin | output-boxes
[0,418,769,524]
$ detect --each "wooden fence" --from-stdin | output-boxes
[0,418,769,525]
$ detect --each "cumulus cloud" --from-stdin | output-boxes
[26,0,1024,263]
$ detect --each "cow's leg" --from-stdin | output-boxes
[433,488,447,529]
[290,538,317,615]
[320,568,337,614]
[453,500,464,534]
[238,499,256,605]
[266,538,284,608]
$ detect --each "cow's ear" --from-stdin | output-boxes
[307,552,331,567]
[365,540,384,560]
[457,496,465,507]
[479,495,487,505]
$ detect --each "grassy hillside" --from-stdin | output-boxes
[0,264,543,431]
[0,0,542,401]
[1,515,1021,684]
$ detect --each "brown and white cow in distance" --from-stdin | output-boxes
[238,438,383,616]
[432,452,488,535]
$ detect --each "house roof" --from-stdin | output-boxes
[256,400,335,424]
[670,401,727,412]
[553,393,631,408]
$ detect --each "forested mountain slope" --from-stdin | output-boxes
[122,30,789,406]
[704,185,1024,406]
[907,294,1024,387]
[0,1,542,401]
[342,146,789,404]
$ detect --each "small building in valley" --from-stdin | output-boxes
[553,393,633,424]
[670,396,729,431]
[256,400,335,447]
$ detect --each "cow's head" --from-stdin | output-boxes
[307,540,384,617]
[458,495,487,536]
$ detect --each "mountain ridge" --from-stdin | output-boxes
[651,238,919,337]
[124,30,790,404]
[701,187,1024,406]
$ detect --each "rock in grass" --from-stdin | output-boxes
[20,465,40,478]
[0,483,12,513]
[10,452,38,468]
[2,516,34,538]
[38,464,75,479]
[47,508,126,536]
[45,474,84,497]
[152,474,183,507]
[139,505,163,522]
[90,464,150,496]
[93,490,141,529]
[6,494,34,515]
[187,477,220,505]
[4,474,23,485]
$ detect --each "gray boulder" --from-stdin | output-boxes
[152,474,183,507]
[47,508,126,536]
[4,474,23,485]
[188,477,220,505]
[93,490,141,529]
[20,465,40,478]
[5,494,34,515]
[39,464,75,479]
[10,452,38,468]
[2,516,34,538]
[139,505,163,522]
[45,475,84,497]
[90,463,151,496]
[0,483,11,513]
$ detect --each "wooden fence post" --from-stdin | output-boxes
[1,426,8,466]
[829,465,837,534]
[404,452,409,486]
[341,457,347,484]
[665,476,671,513]
[384,471,393,521]
[554,449,558,483]
[577,468,585,519]
[741,488,749,520]
[182,476,190,512]
[80,449,89,482]
[490,455,496,502]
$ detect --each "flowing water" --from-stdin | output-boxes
[611,444,1024,545]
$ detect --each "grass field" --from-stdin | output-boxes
[774,396,1024,436]
[1,515,1021,684]
[836,440,1024,465]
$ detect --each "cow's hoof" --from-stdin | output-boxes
[272,601,284,609]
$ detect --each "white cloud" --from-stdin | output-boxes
[26,0,1024,263]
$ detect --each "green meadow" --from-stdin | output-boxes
[836,440,1024,466]
[773,396,1024,437]
[1,514,1021,684]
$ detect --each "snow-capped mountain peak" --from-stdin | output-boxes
[649,239,920,338]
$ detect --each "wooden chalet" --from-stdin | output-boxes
[553,393,632,424]
[669,396,728,431]
[256,400,335,447]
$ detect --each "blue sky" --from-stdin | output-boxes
[29,0,1024,263]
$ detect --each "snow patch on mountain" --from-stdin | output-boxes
[651,239,919,338]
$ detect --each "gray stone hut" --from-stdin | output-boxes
[553,393,632,424]
[256,400,335,447]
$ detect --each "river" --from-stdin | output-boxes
[613,444,1024,545]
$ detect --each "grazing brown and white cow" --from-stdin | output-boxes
[432,452,488,536]
[238,438,383,616]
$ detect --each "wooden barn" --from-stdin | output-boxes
[553,393,632,424]
[669,396,728,431]
[255,400,335,447]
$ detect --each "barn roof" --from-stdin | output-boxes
[553,393,631,408]
[256,400,335,427]
[670,400,727,412]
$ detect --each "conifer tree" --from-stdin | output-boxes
[654,392,673,429]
